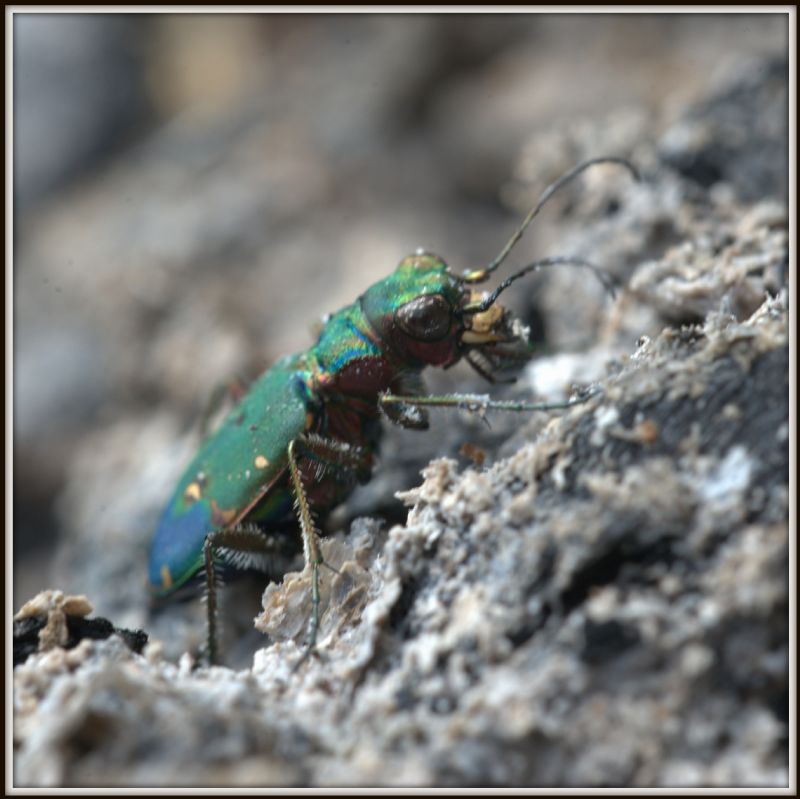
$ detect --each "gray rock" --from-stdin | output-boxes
[13,17,788,789]
[13,227,788,788]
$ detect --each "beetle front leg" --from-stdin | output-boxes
[380,386,603,419]
[379,374,430,430]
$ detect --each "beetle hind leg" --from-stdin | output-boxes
[203,524,284,666]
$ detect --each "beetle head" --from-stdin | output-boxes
[361,251,529,375]
[362,157,637,378]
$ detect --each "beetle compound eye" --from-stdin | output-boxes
[395,294,452,341]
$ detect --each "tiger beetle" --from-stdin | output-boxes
[148,156,639,667]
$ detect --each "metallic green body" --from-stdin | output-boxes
[149,254,463,594]
[146,156,635,669]
[144,155,635,674]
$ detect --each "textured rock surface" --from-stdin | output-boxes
[13,288,789,785]
[13,15,788,790]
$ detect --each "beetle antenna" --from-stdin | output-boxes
[462,156,639,284]
[462,255,617,315]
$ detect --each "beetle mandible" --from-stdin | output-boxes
[148,156,639,666]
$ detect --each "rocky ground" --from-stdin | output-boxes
[12,14,789,789]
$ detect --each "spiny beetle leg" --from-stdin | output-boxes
[287,434,374,670]
[286,437,325,672]
[380,386,603,418]
[203,525,279,666]
[381,373,430,430]
[295,433,373,485]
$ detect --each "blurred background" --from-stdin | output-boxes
[12,12,788,633]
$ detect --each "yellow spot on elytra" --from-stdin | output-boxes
[254,455,269,469]
[160,565,173,590]
[183,482,202,503]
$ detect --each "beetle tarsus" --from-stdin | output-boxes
[203,533,220,666]
[292,553,323,673]
[287,438,327,671]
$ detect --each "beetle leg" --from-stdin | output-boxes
[380,385,603,417]
[295,433,373,484]
[380,373,430,430]
[203,524,280,666]
[465,350,518,385]
[286,437,326,671]
[286,434,375,670]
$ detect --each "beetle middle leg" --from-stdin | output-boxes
[202,435,369,667]
[287,435,372,670]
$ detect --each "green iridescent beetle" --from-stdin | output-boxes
[148,157,639,665]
